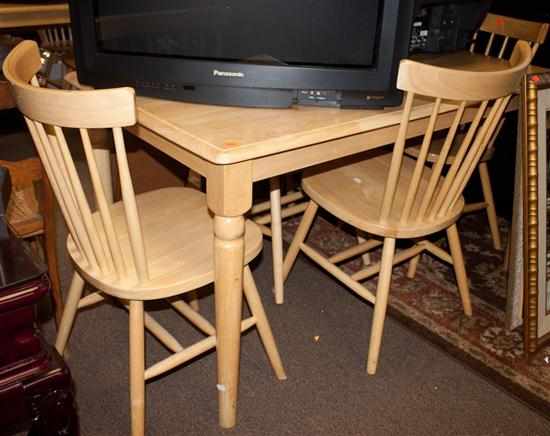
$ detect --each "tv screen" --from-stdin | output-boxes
[94,1,380,68]
[71,0,416,108]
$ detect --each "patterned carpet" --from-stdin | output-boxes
[282,211,550,418]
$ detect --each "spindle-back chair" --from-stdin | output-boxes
[3,40,285,436]
[407,14,548,250]
[37,25,72,52]
[37,25,74,87]
[283,41,531,375]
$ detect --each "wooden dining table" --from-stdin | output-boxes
[123,51,513,428]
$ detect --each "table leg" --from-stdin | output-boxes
[207,161,253,428]
[92,148,113,203]
[269,177,284,304]
[214,215,246,428]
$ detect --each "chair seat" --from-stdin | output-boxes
[302,153,464,239]
[68,187,263,300]
[405,131,495,164]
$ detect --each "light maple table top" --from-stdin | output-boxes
[0,2,69,29]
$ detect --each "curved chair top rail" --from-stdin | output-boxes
[397,40,531,101]
[2,40,136,129]
[473,13,549,60]
[480,13,549,45]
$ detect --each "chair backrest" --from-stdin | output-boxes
[379,41,531,226]
[37,25,73,51]
[468,14,547,160]
[471,13,549,59]
[2,40,146,285]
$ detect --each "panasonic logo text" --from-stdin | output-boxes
[213,69,245,78]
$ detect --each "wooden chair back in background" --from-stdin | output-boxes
[472,13,549,59]
[37,25,72,52]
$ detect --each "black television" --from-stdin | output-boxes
[70,1,416,108]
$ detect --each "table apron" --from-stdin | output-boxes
[127,124,210,178]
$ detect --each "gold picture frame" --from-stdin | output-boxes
[523,71,550,356]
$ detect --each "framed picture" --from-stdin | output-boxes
[523,71,550,355]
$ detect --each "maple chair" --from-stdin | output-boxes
[406,14,548,251]
[282,41,531,375]
[4,40,286,436]
[37,25,74,87]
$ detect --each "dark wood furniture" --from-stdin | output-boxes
[0,164,78,435]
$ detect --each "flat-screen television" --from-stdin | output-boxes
[70,1,416,108]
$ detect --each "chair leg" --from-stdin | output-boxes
[55,272,85,355]
[357,232,371,266]
[367,238,396,375]
[187,291,200,312]
[129,300,145,436]
[407,254,421,279]
[479,162,502,250]
[42,172,64,327]
[270,177,285,304]
[243,266,287,380]
[282,201,318,282]
[446,224,472,316]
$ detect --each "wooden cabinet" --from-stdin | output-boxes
[0,233,79,435]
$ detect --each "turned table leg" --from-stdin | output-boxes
[214,215,246,428]
[207,161,253,428]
